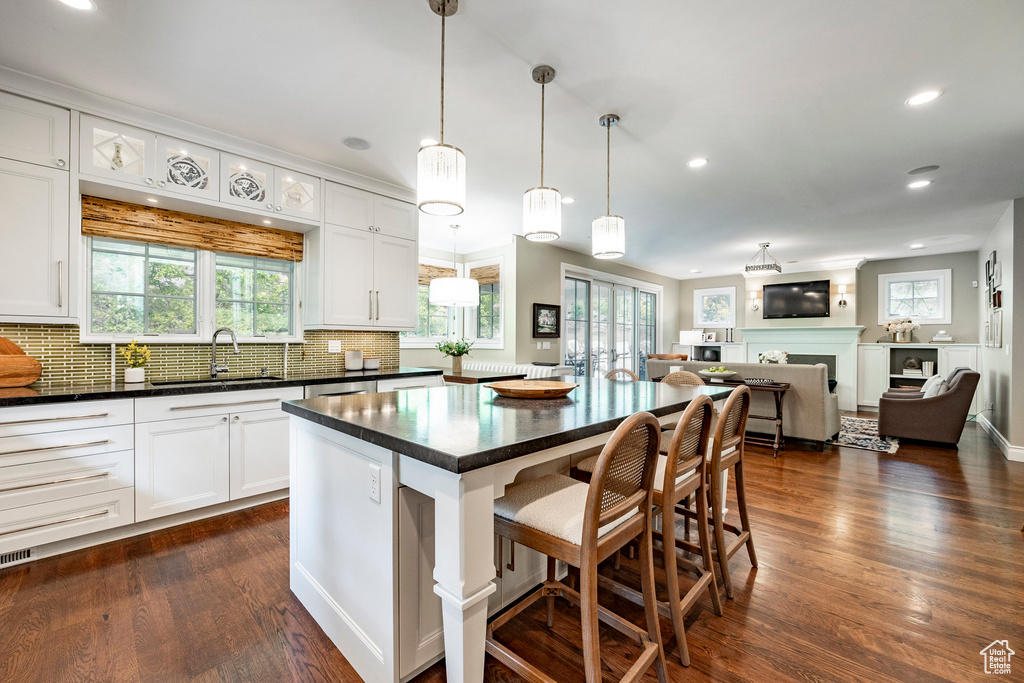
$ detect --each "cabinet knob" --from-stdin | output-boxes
[145,177,154,185]
[233,416,240,422]
[276,206,282,212]
[56,159,66,167]
[221,417,228,423]
[158,180,167,187]
[266,203,274,209]
[368,226,374,232]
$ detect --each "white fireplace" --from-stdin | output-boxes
[739,327,866,411]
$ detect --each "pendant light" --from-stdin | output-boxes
[429,225,479,307]
[745,242,782,273]
[592,114,625,259]
[523,65,561,242]
[417,0,466,216]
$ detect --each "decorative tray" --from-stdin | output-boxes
[484,380,579,399]
[743,377,775,386]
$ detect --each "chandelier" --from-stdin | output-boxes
[745,242,782,273]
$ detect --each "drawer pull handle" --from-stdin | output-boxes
[0,413,110,428]
[169,398,281,411]
[0,439,112,458]
[0,472,110,494]
[3,509,110,537]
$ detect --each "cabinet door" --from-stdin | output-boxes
[373,235,418,329]
[229,408,290,499]
[938,346,978,374]
[135,415,229,521]
[857,345,887,407]
[80,115,156,186]
[221,154,276,212]
[0,158,69,317]
[156,135,220,200]
[0,92,70,169]
[274,168,321,221]
[722,344,745,363]
[374,195,417,239]
[322,224,375,326]
[324,181,374,229]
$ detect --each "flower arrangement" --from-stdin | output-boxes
[119,340,151,368]
[883,318,920,334]
[437,337,473,374]
[758,349,789,364]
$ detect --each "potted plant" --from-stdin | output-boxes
[883,318,920,343]
[120,340,151,383]
[758,349,789,364]
[436,337,473,374]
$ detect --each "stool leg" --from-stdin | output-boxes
[639,519,669,683]
[661,505,689,665]
[683,494,691,535]
[696,481,723,616]
[580,561,603,683]
[546,556,556,628]
[711,466,734,599]
[734,459,758,567]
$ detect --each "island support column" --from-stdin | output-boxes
[401,458,498,683]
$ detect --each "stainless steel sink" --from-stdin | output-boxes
[150,376,284,386]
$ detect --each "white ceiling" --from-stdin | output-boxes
[2,0,1023,279]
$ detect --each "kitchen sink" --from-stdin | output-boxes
[150,375,284,386]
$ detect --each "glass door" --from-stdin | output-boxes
[612,285,636,373]
[564,277,589,376]
[590,281,612,376]
[637,291,657,379]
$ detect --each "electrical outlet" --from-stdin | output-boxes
[542,341,551,349]
[536,341,542,350]
[328,340,342,353]
[368,463,381,503]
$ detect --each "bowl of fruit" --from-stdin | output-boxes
[697,367,737,382]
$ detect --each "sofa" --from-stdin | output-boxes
[646,359,841,449]
[461,362,573,379]
[877,367,979,445]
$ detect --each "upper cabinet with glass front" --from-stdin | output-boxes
[156,135,219,200]
[221,155,320,221]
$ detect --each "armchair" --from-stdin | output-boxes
[877,368,979,445]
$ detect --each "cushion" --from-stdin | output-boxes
[920,374,944,395]
[494,473,637,544]
[935,380,951,396]
[575,454,598,474]
[923,377,947,398]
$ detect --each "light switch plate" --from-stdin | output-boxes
[536,341,542,350]
[542,341,551,349]
[328,340,342,353]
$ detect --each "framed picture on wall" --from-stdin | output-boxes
[532,303,561,338]
[992,309,1003,348]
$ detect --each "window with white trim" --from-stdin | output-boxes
[214,254,294,337]
[693,286,736,328]
[400,258,457,347]
[878,269,952,325]
[467,257,503,348]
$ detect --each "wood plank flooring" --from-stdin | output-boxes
[1,421,1021,682]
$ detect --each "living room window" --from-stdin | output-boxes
[693,286,736,328]
[401,258,458,347]
[468,257,503,348]
[878,269,952,325]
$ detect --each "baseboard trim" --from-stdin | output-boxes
[977,415,1024,462]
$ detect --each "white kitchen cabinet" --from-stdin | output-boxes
[319,224,375,326]
[229,408,290,499]
[857,344,887,408]
[325,182,417,239]
[377,375,444,392]
[135,414,231,521]
[939,345,981,415]
[80,114,157,187]
[0,157,70,319]
[721,343,745,364]
[156,134,220,200]
[0,91,70,169]
[373,234,419,328]
[221,154,320,221]
[275,169,321,220]
[0,487,134,556]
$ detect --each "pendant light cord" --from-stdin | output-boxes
[439,1,446,144]
[606,121,611,215]
[540,81,545,186]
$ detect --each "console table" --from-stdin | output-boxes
[714,380,790,457]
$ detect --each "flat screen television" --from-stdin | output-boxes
[762,279,830,319]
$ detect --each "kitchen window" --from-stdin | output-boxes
[401,256,503,349]
[215,254,294,337]
[878,269,952,324]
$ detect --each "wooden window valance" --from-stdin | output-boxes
[469,263,500,286]
[418,263,456,286]
[81,196,303,262]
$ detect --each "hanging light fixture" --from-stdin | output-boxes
[417,0,466,216]
[429,225,479,307]
[523,65,561,242]
[592,114,624,259]
[745,242,782,273]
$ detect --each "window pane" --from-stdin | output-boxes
[890,281,913,298]
[216,259,254,300]
[92,294,143,334]
[92,249,145,294]
[256,303,290,335]
[148,296,196,334]
[148,255,196,297]
[256,268,291,303]
[914,280,938,298]
[700,294,731,324]
[913,298,938,317]
[217,301,254,335]
[428,315,448,337]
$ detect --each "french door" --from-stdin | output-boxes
[565,275,657,378]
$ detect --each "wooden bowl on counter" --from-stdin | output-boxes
[0,336,42,388]
[484,380,579,399]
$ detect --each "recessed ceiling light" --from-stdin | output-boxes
[690,269,702,273]
[561,197,575,204]
[907,165,939,175]
[146,197,158,203]
[58,0,96,10]
[910,243,925,249]
[263,220,272,225]
[687,158,709,168]
[343,137,371,151]
[419,138,438,148]
[907,180,932,189]
[906,90,942,106]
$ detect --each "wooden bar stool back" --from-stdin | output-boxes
[606,367,640,382]
[487,411,668,683]
[707,384,757,597]
[661,370,706,387]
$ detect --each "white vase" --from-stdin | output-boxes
[124,367,145,384]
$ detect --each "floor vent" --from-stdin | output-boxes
[0,548,32,567]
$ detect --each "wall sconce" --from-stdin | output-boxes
[838,284,848,308]
[750,290,759,311]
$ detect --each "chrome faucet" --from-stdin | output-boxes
[211,327,240,378]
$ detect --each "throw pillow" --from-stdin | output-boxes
[935,380,951,395]
[922,374,944,397]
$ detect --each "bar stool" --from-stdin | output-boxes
[660,370,705,387]
[486,412,668,683]
[606,367,639,382]
[597,394,722,666]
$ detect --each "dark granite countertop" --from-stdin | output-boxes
[423,366,529,384]
[282,376,734,473]
[0,367,443,408]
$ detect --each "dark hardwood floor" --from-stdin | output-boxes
[1,421,1022,682]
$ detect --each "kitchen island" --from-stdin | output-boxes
[283,377,732,683]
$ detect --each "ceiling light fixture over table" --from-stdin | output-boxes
[429,224,479,307]
[523,65,561,242]
[417,0,466,216]
[592,114,625,259]
[745,242,782,274]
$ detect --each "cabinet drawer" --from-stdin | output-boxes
[0,487,134,555]
[135,387,303,423]
[0,424,133,468]
[0,450,133,512]
[377,375,443,392]
[0,399,134,438]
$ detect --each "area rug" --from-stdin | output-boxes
[831,416,900,454]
